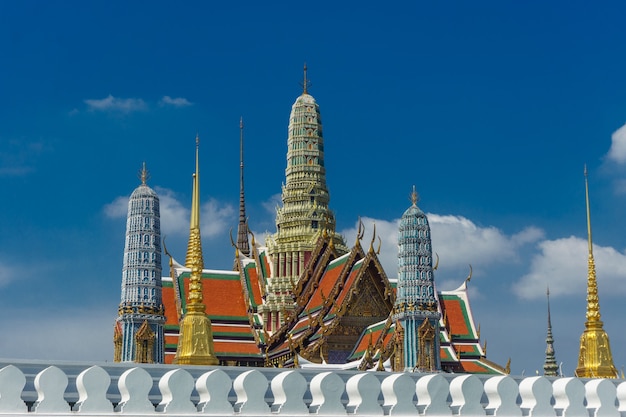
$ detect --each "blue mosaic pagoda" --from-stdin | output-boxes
[392,187,441,372]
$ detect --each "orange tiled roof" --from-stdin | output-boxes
[333,259,364,310]
[303,255,349,311]
[162,268,263,362]
[348,320,391,361]
[162,278,179,326]
[459,360,502,374]
[440,295,473,339]
[241,262,263,308]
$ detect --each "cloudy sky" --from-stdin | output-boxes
[2,1,626,376]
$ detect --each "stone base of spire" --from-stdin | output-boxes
[173,310,219,365]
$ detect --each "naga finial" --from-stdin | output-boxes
[465,264,473,284]
[369,222,377,253]
[356,217,365,243]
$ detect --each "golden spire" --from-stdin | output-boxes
[174,134,219,366]
[139,162,149,185]
[575,165,616,378]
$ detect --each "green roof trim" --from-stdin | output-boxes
[258,251,269,278]
[243,263,259,307]
[214,352,264,358]
[324,253,349,272]
[213,331,256,338]
[209,315,250,322]
[440,293,476,340]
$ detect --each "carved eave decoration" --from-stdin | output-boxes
[264,224,395,365]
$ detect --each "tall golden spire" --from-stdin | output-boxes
[174,134,219,365]
[575,165,616,378]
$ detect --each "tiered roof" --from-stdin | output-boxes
[264,233,395,366]
[345,279,506,374]
[163,259,264,366]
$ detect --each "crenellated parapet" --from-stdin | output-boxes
[1,360,626,416]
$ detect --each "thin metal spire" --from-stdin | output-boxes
[301,62,311,94]
[236,117,251,258]
[543,287,558,376]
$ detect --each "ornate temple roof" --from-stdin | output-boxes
[345,278,505,375]
[163,267,263,364]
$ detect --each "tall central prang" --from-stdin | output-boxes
[263,64,347,331]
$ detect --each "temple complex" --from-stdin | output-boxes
[114,66,505,374]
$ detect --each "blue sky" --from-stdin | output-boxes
[2,1,626,375]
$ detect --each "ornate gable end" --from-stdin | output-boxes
[347,272,391,318]
[344,253,394,318]
[325,257,394,363]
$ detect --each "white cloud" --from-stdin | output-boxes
[200,199,235,238]
[105,187,234,240]
[159,96,192,107]
[84,95,147,113]
[340,217,399,278]
[606,123,626,164]
[103,196,129,218]
[159,189,234,238]
[157,188,190,237]
[430,214,526,267]
[262,193,282,215]
[513,236,626,299]
[340,214,545,300]
[613,179,626,194]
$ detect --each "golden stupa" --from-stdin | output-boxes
[173,135,219,365]
[574,166,616,378]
